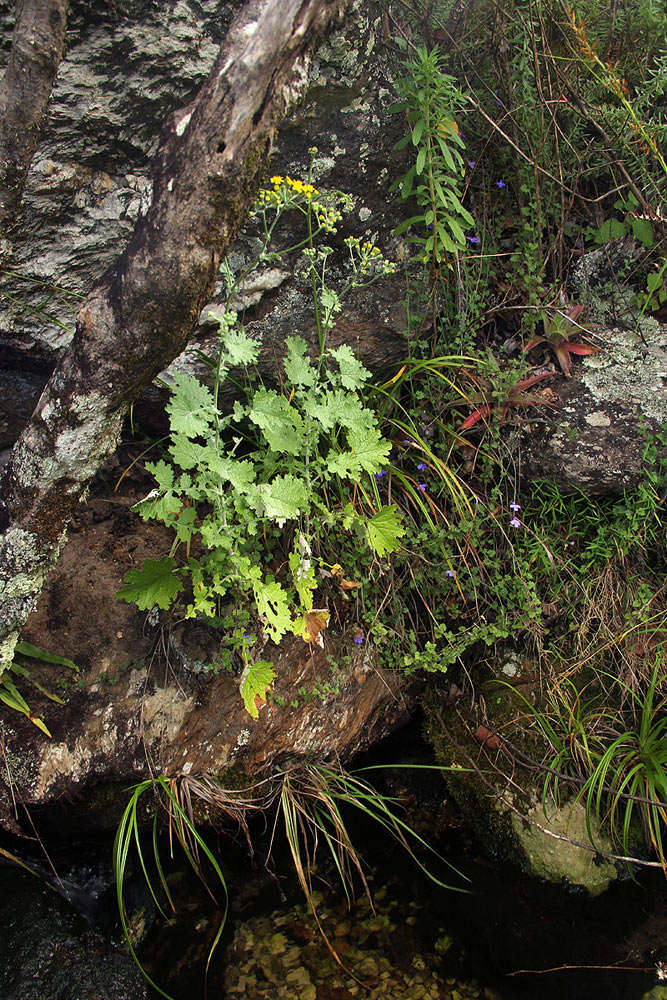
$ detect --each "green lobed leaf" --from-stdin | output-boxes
[222,328,260,366]
[208,454,256,493]
[239,660,276,719]
[117,557,183,611]
[166,374,215,439]
[253,474,310,522]
[170,436,212,471]
[304,389,374,434]
[133,490,182,526]
[173,505,197,543]
[248,389,305,455]
[326,426,392,479]
[251,577,293,643]
[329,345,372,391]
[145,461,174,492]
[365,505,405,558]
[284,336,316,388]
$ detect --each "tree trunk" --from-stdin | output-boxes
[0,0,70,237]
[0,0,350,671]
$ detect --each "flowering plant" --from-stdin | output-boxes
[118,171,402,715]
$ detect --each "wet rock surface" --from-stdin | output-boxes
[0,868,147,1000]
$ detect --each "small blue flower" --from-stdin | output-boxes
[467,236,479,244]
[496,180,507,189]
[468,160,476,168]
[374,470,387,480]
[446,569,457,578]
[417,483,427,492]
[509,501,521,511]
[417,462,427,472]
[353,633,364,644]
[509,517,521,528]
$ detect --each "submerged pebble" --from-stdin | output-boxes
[223,875,487,1000]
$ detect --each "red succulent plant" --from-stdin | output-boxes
[524,304,600,376]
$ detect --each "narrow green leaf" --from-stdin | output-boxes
[15,641,79,673]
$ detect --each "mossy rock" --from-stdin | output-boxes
[422,684,619,894]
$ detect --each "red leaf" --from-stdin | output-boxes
[554,345,573,376]
[461,404,492,429]
[565,343,599,356]
[524,336,545,352]
[516,372,554,390]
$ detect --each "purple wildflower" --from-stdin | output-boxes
[417,462,427,472]
[374,470,387,480]
[417,483,427,492]
[353,633,364,644]
[467,236,479,244]
[446,569,457,578]
[509,517,521,528]
[509,501,521,511]
[468,160,476,168]
[496,180,506,189]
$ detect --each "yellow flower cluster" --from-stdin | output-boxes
[344,236,397,275]
[270,175,319,199]
[315,204,343,234]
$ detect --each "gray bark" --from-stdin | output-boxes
[0,0,350,671]
[0,0,70,235]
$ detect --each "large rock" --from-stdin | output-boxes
[0,455,410,836]
[1,0,408,383]
[521,316,667,494]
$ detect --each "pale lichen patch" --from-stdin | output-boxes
[141,686,193,744]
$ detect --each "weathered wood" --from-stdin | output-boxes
[0,0,70,235]
[0,0,351,670]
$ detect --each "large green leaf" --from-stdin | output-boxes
[304,389,374,434]
[254,474,310,523]
[166,374,214,438]
[239,660,276,719]
[249,389,304,455]
[222,328,260,366]
[327,426,392,479]
[365,505,405,558]
[117,557,183,611]
[251,577,293,643]
[284,336,315,388]
[207,455,256,494]
[144,461,174,492]
[329,344,372,391]
[170,436,211,472]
